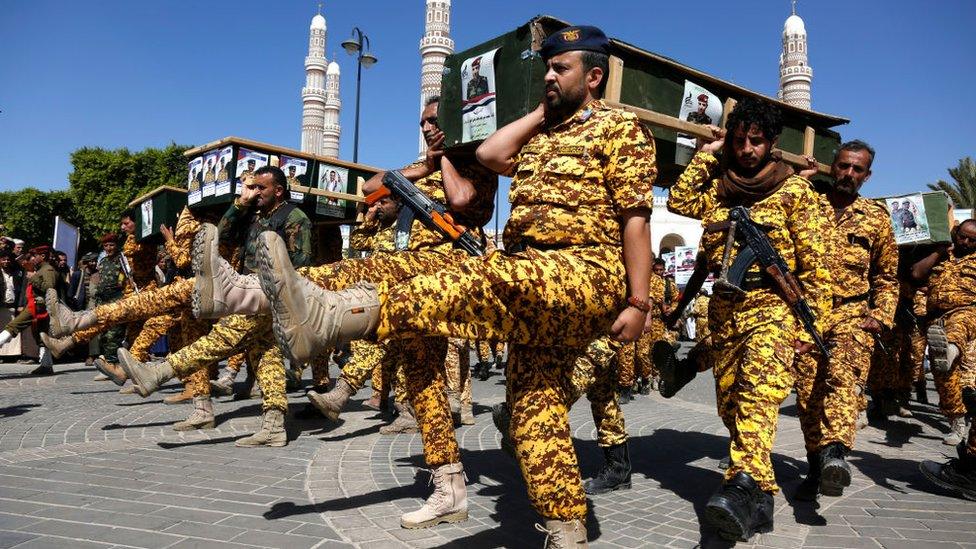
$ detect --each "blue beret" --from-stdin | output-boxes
[539,25,610,60]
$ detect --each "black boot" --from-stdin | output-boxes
[654,341,698,398]
[915,379,929,405]
[754,489,775,534]
[705,472,761,542]
[794,451,821,502]
[919,443,976,501]
[637,376,651,396]
[819,442,852,497]
[962,387,976,419]
[584,442,632,494]
[618,386,633,404]
[474,361,491,381]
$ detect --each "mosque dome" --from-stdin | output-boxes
[311,14,326,30]
[327,61,340,76]
[784,14,805,35]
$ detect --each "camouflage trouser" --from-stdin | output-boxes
[714,322,796,493]
[376,246,626,521]
[129,314,178,362]
[168,314,286,412]
[912,329,927,382]
[342,340,387,391]
[301,248,462,470]
[73,278,195,345]
[617,331,653,388]
[567,337,627,448]
[371,345,408,403]
[445,338,472,408]
[867,324,915,395]
[101,324,126,365]
[961,340,976,391]
[934,367,967,418]
[474,339,504,365]
[293,354,331,387]
[945,307,976,389]
[170,312,216,399]
[795,318,873,453]
[226,353,247,374]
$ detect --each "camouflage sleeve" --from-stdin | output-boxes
[604,115,657,214]
[284,210,312,268]
[648,274,666,312]
[789,186,834,340]
[123,234,157,285]
[667,151,719,220]
[169,207,199,270]
[217,200,251,247]
[349,218,380,252]
[869,214,899,328]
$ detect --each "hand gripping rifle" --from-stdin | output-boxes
[365,170,486,257]
[118,254,140,293]
[722,206,831,358]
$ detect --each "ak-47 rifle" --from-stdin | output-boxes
[722,206,831,358]
[118,254,140,293]
[365,170,486,257]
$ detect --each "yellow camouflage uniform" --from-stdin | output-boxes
[444,338,473,412]
[165,200,311,413]
[300,159,498,469]
[567,337,627,447]
[120,233,160,348]
[794,197,898,453]
[374,100,657,520]
[693,294,711,342]
[868,280,922,399]
[928,251,976,426]
[617,273,666,387]
[668,151,832,493]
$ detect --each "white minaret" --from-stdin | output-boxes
[778,0,813,109]
[418,0,454,156]
[322,59,341,158]
[301,12,328,155]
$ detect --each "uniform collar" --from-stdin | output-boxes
[548,99,608,131]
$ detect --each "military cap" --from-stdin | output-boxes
[100,233,119,244]
[697,93,709,102]
[29,244,51,255]
[540,25,610,60]
[81,252,99,262]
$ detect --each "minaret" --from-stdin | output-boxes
[322,59,341,158]
[778,0,813,109]
[418,0,454,157]
[301,11,328,155]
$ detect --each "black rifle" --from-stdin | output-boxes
[367,170,486,257]
[726,206,831,358]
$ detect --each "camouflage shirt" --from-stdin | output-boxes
[504,100,657,249]
[927,250,976,314]
[824,197,899,328]
[122,233,158,294]
[668,151,832,342]
[402,159,498,251]
[219,199,312,273]
[349,217,397,255]
[94,253,124,304]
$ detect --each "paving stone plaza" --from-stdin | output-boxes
[0,358,973,549]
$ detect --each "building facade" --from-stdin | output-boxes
[418,0,454,157]
[777,4,813,109]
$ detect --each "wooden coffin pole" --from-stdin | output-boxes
[605,56,830,175]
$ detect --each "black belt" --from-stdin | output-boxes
[507,241,571,253]
[833,292,870,307]
[740,272,773,292]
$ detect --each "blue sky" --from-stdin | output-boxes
[1,0,974,228]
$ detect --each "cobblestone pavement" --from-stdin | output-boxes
[0,356,973,549]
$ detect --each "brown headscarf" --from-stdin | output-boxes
[716,151,794,205]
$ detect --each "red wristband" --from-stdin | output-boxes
[627,296,651,313]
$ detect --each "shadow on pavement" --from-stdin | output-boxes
[0,403,41,418]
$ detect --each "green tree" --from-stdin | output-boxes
[0,188,81,248]
[68,143,190,238]
[927,156,976,208]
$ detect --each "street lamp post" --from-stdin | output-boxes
[341,27,378,164]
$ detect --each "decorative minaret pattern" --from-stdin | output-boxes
[418,0,454,157]
[778,0,812,109]
[322,59,341,158]
[301,12,328,155]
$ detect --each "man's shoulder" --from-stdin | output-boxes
[285,204,311,225]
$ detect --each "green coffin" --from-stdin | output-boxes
[129,186,187,243]
[876,190,953,247]
[438,15,849,186]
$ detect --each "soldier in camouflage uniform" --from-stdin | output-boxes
[918,219,976,500]
[119,166,311,449]
[0,245,58,375]
[256,26,655,546]
[668,98,832,541]
[616,266,667,399]
[791,141,898,502]
[92,234,128,371]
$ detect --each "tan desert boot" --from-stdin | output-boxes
[117,348,175,397]
[45,289,96,338]
[400,462,468,529]
[535,519,588,548]
[235,408,287,447]
[256,231,379,364]
[40,332,75,359]
[306,378,355,421]
[93,356,129,386]
[163,387,194,405]
[191,223,269,319]
[173,397,215,431]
